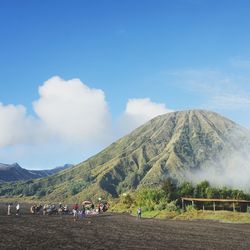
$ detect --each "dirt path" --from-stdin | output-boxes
[0,204,250,249]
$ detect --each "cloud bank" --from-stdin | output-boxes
[0,76,111,148]
[0,77,172,151]
[0,103,44,147]
[186,151,250,192]
[184,129,250,192]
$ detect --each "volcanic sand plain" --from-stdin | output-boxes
[0,203,250,250]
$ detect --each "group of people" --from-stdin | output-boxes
[7,202,142,220]
[6,200,110,219]
[29,203,69,215]
[6,202,69,216]
[72,201,109,221]
[7,203,20,216]
[30,204,43,214]
[97,202,109,213]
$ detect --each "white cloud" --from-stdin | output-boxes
[33,76,111,144]
[118,98,173,134]
[184,129,250,191]
[0,103,42,148]
[0,76,174,168]
[0,76,111,149]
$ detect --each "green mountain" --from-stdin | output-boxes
[0,163,73,183]
[1,110,250,201]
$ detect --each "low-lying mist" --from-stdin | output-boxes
[185,128,250,193]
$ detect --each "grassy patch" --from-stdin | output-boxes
[111,201,250,223]
[0,196,40,203]
[175,210,250,223]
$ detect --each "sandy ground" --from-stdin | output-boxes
[0,203,250,249]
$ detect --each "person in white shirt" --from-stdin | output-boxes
[137,207,142,219]
[16,203,20,215]
[7,204,11,216]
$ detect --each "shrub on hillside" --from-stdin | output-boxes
[121,193,134,208]
[69,182,84,195]
[136,187,166,207]
[154,199,167,211]
[194,181,210,198]
[185,205,197,212]
[178,182,194,198]
[161,178,178,201]
[165,200,178,212]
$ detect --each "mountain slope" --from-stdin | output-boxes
[1,110,250,200]
[0,163,73,183]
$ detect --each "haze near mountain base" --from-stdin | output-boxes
[1,109,250,200]
[77,109,250,195]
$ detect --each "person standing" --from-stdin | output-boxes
[7,203,11,216]
[72,203,79,221]
[43,204,47,215]
[82,204,86,218]
[137,207,142,219]
[16,203,20,215]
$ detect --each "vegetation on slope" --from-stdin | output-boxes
[110,179,250,222]
[1,110,250,201]
[111,179,250,213]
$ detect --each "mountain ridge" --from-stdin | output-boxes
[0,163,73,183]
[1,109,250,200]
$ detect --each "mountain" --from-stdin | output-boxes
[1,110,250,201]
[0,163,73,183]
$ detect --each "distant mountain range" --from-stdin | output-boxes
[1,109,250,201]
[0,163,73,183]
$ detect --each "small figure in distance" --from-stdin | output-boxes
[30,204,36,215]
[72,203,79,222]
[43,204,47,215]
[64,204,68,214]
[137,207,142,219]
[7,203,11,216]
[58,203,63,215]
[16,203,20,216]
[82,204,86,218]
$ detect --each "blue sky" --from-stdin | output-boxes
[1,0,250,169]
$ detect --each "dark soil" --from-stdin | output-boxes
[0,203,250,249]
